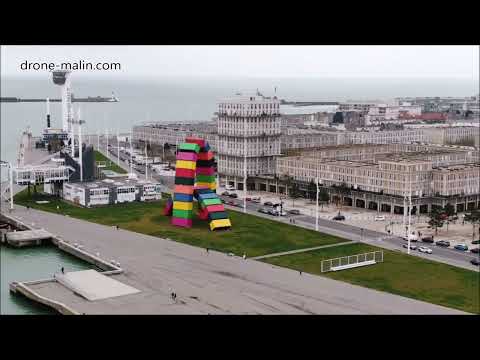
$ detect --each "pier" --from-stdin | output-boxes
[280,100,339,106]
[5,229,52,247]
[1,96,118,103]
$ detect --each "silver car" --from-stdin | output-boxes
[418,246,432,254]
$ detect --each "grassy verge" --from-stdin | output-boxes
[264,243,479,314]
[13,191,347,257]
[94,150,127,174]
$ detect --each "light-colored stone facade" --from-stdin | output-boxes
[217,92,281,178]
[277,144,480,198]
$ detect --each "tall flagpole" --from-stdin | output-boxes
[145,142,148,181]
[117,128,120,166]
[243,114,247,213]
[407,170,412,255]
[78,107,83,182]
[129,133,133,174]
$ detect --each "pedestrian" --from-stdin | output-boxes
[61,267,64,274]
[243,253,246,260]
[299,271,302,276]
[116,225,119,230]
[206,247,209,253]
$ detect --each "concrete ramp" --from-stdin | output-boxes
[6,229,52,247]
[55,270,140,301]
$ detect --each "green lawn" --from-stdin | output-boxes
[264,243,480,314]
[14,190,479,313]
[13,191,347,258]
[94,150,127,174]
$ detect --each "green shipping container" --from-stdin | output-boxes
[173,209,193,219]
[203,198,222,206]
[196,174,215,183]
[179,143,200,153]
[209,211,228,220]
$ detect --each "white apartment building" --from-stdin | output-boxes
[365,104,422,125]
[281,132,340,150]
[432,164,480,197]
[343,129,426,145]
[338,101,377,114]
[277,156,479,199]
[217,91,281,188]
[132,122,218,151]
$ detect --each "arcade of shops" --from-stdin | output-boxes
[221,175,480,214]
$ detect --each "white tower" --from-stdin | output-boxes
[217,90,281,189]
[52,70,72,133]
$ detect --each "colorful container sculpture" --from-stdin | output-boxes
[166,137,231,231]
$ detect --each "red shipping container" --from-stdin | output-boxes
[174,185,194,195]
[175,168,196,178]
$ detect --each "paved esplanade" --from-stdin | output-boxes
[5,205,465,314]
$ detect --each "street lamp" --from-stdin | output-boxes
[279,196,285,215]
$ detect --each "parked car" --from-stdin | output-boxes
[268,209,279,216]
[221,191,230,196]
[333,214,346,221]
[470,258,480,266]
[421,236,434,243]
[251,197,261,203]
[258,208,269,214]
[288,209,301,215]
[418,246,432,254]
[472,239,480,245]
[263,201,274,207]
[225,185,235,191]
[454,244,469,251]
[435,240,450,247]
[229,193,238,198]
[403,244,417,250]
[245,197,252,201]
[470,248,479,254]
[374,215,385,221]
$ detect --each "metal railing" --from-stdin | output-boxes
[321,250,383,273]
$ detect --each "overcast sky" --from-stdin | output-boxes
[1,45,478,79]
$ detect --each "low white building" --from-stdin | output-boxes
[62,178,162,207]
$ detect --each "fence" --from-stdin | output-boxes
[321,250,383,273]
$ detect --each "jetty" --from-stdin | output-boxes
[5,229,52,247]
[1,96,118,103]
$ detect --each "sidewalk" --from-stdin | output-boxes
[251,241,356,260]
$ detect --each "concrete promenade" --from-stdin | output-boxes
[3,204,466,314]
